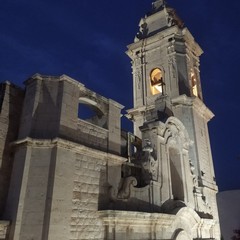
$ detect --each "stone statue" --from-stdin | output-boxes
[141,139,158,183]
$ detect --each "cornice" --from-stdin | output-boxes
[126,26,179,58]
[182,28,203,57]
[98,210,175,227]
[171,95,214,121]
[22,74,123,110]
[11,137,126,164]
[24,73,85,88]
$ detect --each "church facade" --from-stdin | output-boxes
[0,1,221,239]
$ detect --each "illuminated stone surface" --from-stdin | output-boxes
[0,1,220,239]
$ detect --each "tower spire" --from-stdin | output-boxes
[152,0,166,12]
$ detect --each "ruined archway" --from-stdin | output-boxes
[78,97,107,129]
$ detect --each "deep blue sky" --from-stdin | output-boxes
[1,0,240,191]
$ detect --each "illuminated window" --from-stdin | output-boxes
[150,68,164,95]
[191,70,198,97]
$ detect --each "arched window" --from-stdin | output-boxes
[191,69,198,97]
[150,68,164,95]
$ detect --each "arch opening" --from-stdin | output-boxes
[78,97,107,129]
[173,229,191,240]
[150,68,164,95]
[191,69,198,98]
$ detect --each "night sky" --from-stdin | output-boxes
[1,0,240,192]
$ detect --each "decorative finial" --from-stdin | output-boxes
[152,0,166,11]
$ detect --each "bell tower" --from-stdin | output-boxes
[127,0,203,138]
[126,1,220,238]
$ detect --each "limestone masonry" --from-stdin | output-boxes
[0,1,221,239]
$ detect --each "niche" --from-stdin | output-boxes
[169,147,184,201]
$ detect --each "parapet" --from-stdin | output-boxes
[16,74,124,155]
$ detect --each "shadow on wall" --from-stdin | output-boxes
[0,83,24,217]
[31,82,62,138]
[98,168,110,211]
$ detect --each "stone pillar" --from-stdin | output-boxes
[107,99,124,155]
[6,142,56,240]
[58,76,81,139]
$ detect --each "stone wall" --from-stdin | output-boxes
[70,152,107,240]
[0,82,24,216]
[0,221,9,240]
[4,133,125,240]
[0,74,124,239]
[17,74,123,155]
[0,72,220,239]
